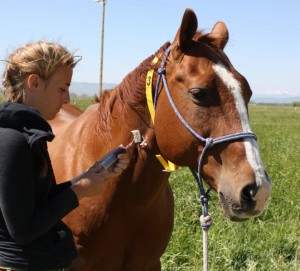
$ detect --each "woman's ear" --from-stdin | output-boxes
[27,74,40,92]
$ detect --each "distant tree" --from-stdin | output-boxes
[292,101,299,106]
[292,101,300,107]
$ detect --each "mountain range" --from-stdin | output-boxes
[70,82,300,104]
[70,82,117,97]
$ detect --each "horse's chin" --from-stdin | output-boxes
[218,192,254,222]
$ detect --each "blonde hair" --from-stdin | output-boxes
[2,40,80,103]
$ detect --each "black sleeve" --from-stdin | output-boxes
[0,130,79,245]
[49,181,72,198]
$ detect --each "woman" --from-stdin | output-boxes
[0,41,129,270]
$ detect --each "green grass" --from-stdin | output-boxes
[70,95,95,111]
[0,93,5,103]
[162,105,300,270]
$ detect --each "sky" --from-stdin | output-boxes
[0,0,299,98]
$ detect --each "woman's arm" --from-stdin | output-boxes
[0,130,78,245]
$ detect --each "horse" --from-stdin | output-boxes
[48,8,272,271]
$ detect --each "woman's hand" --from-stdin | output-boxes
[71,152,130,200]
[110,153,130,175]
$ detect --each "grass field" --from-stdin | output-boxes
[1,93,299,270]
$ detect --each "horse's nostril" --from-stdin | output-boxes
[241,184,257,202]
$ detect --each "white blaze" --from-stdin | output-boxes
[212,63,267,187]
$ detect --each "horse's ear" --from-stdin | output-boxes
[172,8,198,61]
[210,21,229,50]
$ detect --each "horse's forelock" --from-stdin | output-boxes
[193,30,216,44]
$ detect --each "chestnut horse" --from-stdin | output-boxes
[48,9,271,271]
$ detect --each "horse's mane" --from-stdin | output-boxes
[93,42,171,138]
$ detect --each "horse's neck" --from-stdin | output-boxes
[111,102,170,199]
[78,44,169,176]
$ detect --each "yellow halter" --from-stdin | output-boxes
[145,55,179,172]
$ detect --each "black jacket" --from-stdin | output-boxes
[0,102,78,270]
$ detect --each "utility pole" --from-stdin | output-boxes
[94,0,106,96]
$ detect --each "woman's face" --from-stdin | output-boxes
[28,66,73,120]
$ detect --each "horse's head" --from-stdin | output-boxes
[153,9,271,221]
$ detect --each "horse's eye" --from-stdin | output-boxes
[189,87,208,103]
